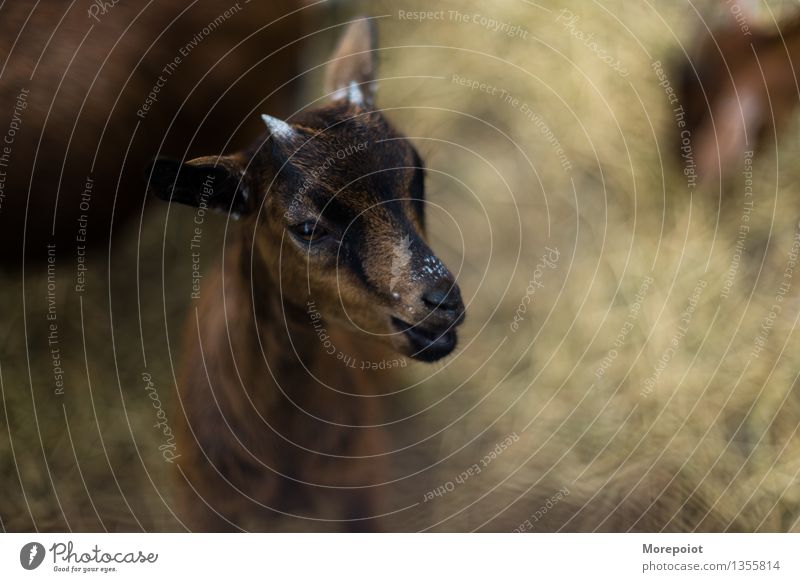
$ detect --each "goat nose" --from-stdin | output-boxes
[422,279,463,313]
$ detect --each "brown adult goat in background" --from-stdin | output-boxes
[0,1,307,267]
[148,18,466,531]
[675,5,800,188]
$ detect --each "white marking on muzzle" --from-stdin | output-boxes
[390,235,413,292]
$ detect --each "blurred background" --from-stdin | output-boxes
[3,0,800,532]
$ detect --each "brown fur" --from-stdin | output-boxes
[175,238,394,530]
[0,1,307,266]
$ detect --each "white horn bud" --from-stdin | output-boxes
[261,114,295,138]
[347,80,365,106]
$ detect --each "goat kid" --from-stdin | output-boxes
[148,18,465,531]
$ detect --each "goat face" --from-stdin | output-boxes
[148,18,464,362]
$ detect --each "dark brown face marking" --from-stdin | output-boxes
[148,18,464,361]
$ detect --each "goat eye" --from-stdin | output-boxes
[290,220,328,243]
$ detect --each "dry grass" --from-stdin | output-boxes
[3,0,800,531]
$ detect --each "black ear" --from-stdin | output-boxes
[324,16,377,107]
[147,155,253,218]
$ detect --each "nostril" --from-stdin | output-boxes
[422,283,462,312]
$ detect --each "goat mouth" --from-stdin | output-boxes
[391,317,459,362]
